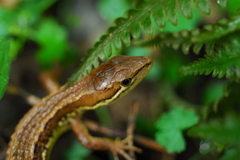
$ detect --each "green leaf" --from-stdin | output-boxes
[129,22,141,39]
[155,107,199,130]
[162,7,200,33]
[0,38,10,99]
[151,5,166,29]
[65,141,90,160]
[164,0,178,26]
[215,0,228,8]
[34,18,68,68]
[155,129,185,153]
[155,107,199,153]
[194,0,211,15]
[112,33,122,50]
[179,0,192,19]
[140,14,154,36]
[193,42,204,54]
[181,41,192,55]
[205,40,215,55]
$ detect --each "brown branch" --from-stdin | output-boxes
[6,84,41,105]
[84,119,166,153]
[126,100,139,159]
[39,70,60,94]
[6,68,61,106]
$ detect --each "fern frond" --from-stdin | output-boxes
[140,15,240,55]
[179,47,240,79]
[188,115,240,146]
[68,0,221,85]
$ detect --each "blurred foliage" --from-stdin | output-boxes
[97,0,131,24]
[0,0,58,59]
[1,0,240,160]
[188,115,240,148]
[201,81,225,104]
[0,38,10,99]
[34,18,68,68]
[65,141,91,160]
[155,107,199,153]
[0,0,73,99]
[188,115,240,160]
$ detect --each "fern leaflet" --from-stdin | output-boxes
[140,15,240,55]
[179,47,240,79]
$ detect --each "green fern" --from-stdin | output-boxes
[188,114,240,147]
[179,46,240,79]
[188,114,240,160]
[140,15,240,55]
[68,0,225,85]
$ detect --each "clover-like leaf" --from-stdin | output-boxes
[155,107,199,153]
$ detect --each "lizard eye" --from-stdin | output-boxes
[121,78,132,87]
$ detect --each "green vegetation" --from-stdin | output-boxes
[1,0,240,159]
[0,38,10,99]
[155,107,199,153]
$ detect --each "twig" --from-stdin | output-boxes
[6,84,41,105]
[39,71,60,93]
[126,100,139,159]
[0,148,7,160]
[6,69,60,106]
[84,120,166,153]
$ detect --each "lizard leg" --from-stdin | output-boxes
[69,117,140,160]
